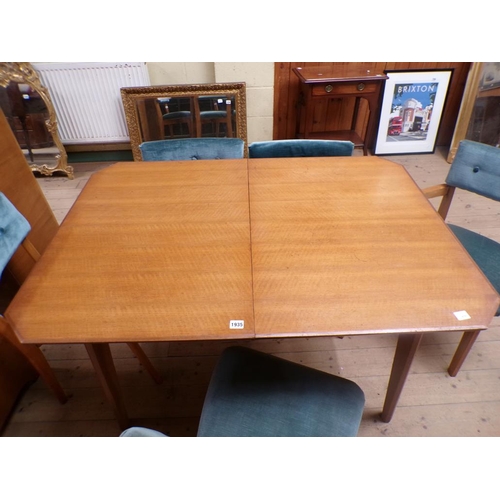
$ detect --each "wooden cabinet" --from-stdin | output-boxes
[293,64,387,155]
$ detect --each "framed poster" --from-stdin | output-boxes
[374,69,453,155]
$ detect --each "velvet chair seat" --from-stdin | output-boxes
[121,346,365,437]
[163,111,191,120]
[248,139,355,158]
[139,138,244,161]
[448,224,500,315]
[199,111,226,120]
[0,192,30,277]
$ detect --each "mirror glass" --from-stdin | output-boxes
[121,83,247,160]
[465,62,500,148]
[0,62,73,178]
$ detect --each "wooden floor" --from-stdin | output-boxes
[2,149,499,437]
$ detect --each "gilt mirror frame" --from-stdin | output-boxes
[447,63,483,163]
[121,82,248,161]
[0,62,74,178]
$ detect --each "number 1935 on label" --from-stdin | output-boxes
[229,320,244,329]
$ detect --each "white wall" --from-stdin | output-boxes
[214,62,274,143]
[146,62,274,143]
[146,62,215,85]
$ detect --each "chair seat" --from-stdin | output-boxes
[200,111,227,119]
[0,193,31,276]
[448,223,500,316]
[163,111,191,120]
[197,346,365,437]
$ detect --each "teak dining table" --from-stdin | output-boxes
[6,157,500,429]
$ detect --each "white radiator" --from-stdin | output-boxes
[32,62,150,144]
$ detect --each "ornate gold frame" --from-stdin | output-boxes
[0,62,73,178]
[447,63,484,163]
[121,82,248,160]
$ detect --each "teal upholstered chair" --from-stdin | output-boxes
[121,346,365,437]
[139,138,245,161]
[248,139,355,158]
[424,140,500,376]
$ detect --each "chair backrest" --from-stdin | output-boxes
[446,140,500,201]
[197,346,365,437]
[0,109,59,284]
[0,192,31,277]
[139,138,245,161]
[248,139,355,158]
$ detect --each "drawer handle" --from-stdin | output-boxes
[357,83,365,91]
[325,84,333,93]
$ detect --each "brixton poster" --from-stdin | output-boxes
[374,70,452,155]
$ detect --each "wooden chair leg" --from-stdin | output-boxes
[0,317,67,404]
[126,342,163,384]
[448,329,481,377]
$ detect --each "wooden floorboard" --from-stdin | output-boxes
[2,150,500,437]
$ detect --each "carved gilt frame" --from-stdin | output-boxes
[447,63,484,163]
[0,62,74,178]
[121,82,248,161]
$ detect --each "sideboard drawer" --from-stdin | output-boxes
[312,82,379,96]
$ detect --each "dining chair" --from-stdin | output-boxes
[139,138,245,161]
[120,346,365,437]
[156,98,194,139]
[422,139,500,376]
[248,139,355,158]
[193,95,234,138]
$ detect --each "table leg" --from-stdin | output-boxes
[85,343,129,430]
[126,342,163,384]
[448,329,481,377]
[380,333,423,423]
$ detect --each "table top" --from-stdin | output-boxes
[249,157,499,337]
[8,160,255,343]
[293,65,388,84]
[7,157,500,344]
